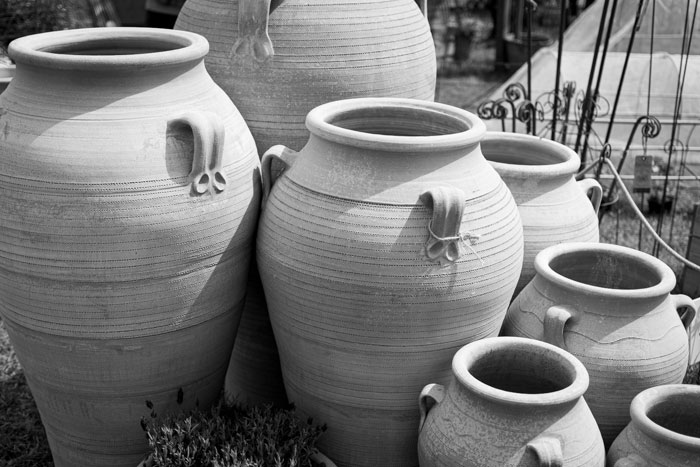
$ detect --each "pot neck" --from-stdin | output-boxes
[631,385,700,452]
[534,242,675,301]
[452,337,589,409]
[4,28,210,117]
[284,98,498,204]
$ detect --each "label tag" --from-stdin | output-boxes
[633,155,653,193]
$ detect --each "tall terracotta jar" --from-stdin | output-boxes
[256,98,524,467]
[481,132,602,298]
[418,336,605,466]
[607,385,700,466]
[501,242,698,447]
[175,0,436,153]
[0,28,260,467]
[175,0,437,406]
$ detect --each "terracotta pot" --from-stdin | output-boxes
[607,384,700,467]
[481,132,601,297]
[418,336,605,466]
[175,0,436,153]
[175,0,437,406]
[0,63,14,94]
[501,242,699,446]
[256,97,524,467]
[0,28,260,467]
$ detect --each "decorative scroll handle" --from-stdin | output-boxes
[526,435,564,467]
[614,454,649,466]
[260,144,299,206]
[168,111,227,196]
[233,0,274,61]
[420,186,480,265]
[577,178,603,214]
[543,305,576,350]
[418,383,444,433]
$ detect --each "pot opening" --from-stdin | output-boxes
[647,395,700,439]
[39,38,184,56]
[549,250,661,290]
[328,107,470,137]
[481,138,568,166]
[469,344,575,395]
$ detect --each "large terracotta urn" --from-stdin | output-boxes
[501,242,698,446]
[0,28,260,467]
[607,384,700,466]
[481,132,601,297]
[418,336,605,466]
[175,0,437,406]
[256,98,524,467]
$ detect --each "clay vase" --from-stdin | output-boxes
[607,384,700,467]
[418,336,605,466]
[481,132,602,298]
[501,242,699,447]
[175,0,436,153]
[0,28,260,467]
[175,0,437,406]
[256,97,524,467]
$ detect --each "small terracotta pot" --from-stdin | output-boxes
[481,132,601,297]
[418,336,605,466]
[501,242,699,446]
[607,384,700,466]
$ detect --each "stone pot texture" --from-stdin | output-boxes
[175,0,438,407]
[607,384,700,467]
[501,242,699,447]
[0,27,260,467]
[418,336,605,466]
[256,97,524,467]
[481,131,601,298]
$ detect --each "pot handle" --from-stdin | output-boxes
[614,454,649,467]
[543,305,576,350]
[261,144,299,206]
[671,295,699,331]
[420,187,480,265]
[577,178,603,214]
[168,111,227,196]
[418,383,444,433]
[526,435,563,467]
[233,0,275,61]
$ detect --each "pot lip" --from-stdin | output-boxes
[630,384,700,450]
[8,27,208,71]
[534,242,676,298]
[305,97,487,152]
[453,336,589,406]
[482,131,580,178]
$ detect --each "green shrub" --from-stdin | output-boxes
[141,398,328,467]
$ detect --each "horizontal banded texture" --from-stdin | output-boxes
[175,0,437,153]
[0,37,260,467]
[503,276,691,447]
[257,177,523,467]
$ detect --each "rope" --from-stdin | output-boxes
[600,157,700,272]
[427,222,484,265]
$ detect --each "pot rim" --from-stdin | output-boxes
[305,97,487,152]
[8,27,208,71]
[482,131,580,178]
[534,242,676,298]
[630,384,700,451]
[453,336,589,407]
